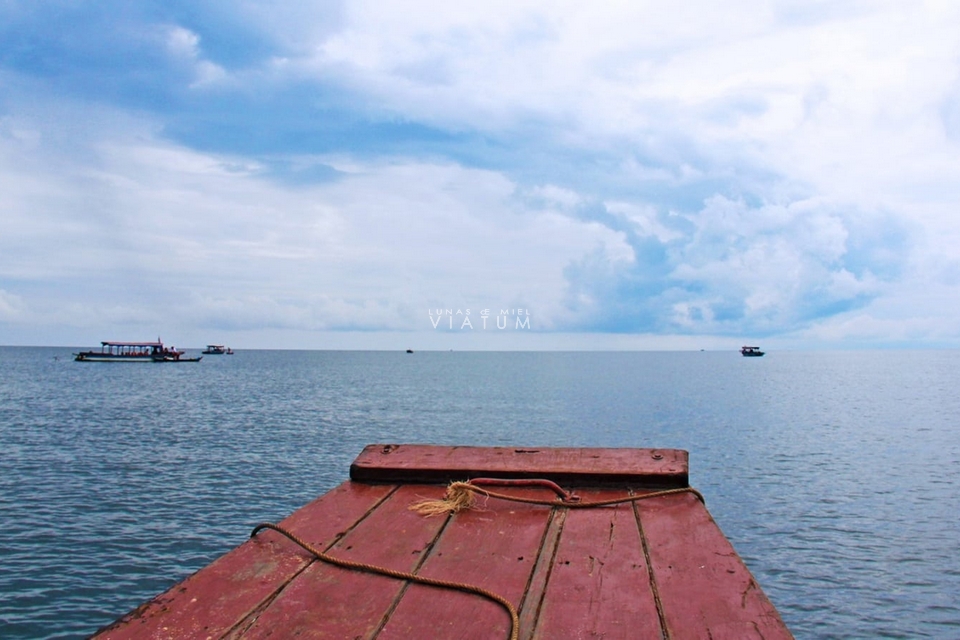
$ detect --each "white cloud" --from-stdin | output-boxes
[289,2,960,201]
[165,25,202,59]
[0,289,25,320]
[164,25,227,87]
[4,1,960,347]
[0,104,627,338]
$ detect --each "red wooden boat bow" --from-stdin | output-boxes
[94,444,793,639]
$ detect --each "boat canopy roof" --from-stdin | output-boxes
[101,341,163,347]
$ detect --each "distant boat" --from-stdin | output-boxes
[202,345,233,355]
[740,346,764,357]
[75,340,202,362]
[406,349,414,353]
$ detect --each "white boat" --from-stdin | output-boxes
[202,345,233,355]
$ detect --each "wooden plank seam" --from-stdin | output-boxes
[369,505,454,637]
[228,484,403,637]
[518,507,567,638]
[633,499,669,640]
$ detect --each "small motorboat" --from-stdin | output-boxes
[202,345,233,355]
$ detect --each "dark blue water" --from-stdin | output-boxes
[1,347,958,639]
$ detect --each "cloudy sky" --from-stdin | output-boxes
[2,1,960,350]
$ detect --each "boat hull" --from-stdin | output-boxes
[74,353,202,363]
[93,444,793,639]
[74,353,156,362]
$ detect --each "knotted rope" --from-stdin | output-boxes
[409,479,703,515]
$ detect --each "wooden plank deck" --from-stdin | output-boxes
[94,445,792,639]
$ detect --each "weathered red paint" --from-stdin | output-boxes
[531,488,663,639]
[637,491,791,639]
[350,444,689,488]
[94,445,793,640]
[236,484,450,639]
[377,490,550,639]
[93,482,394,639]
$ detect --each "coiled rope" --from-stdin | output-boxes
[250,480,702,640]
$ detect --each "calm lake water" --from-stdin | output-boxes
[1,347,959,639]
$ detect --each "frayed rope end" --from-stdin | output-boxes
[409,481,478,516]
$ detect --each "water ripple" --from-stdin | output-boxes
[2,348,960,638]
